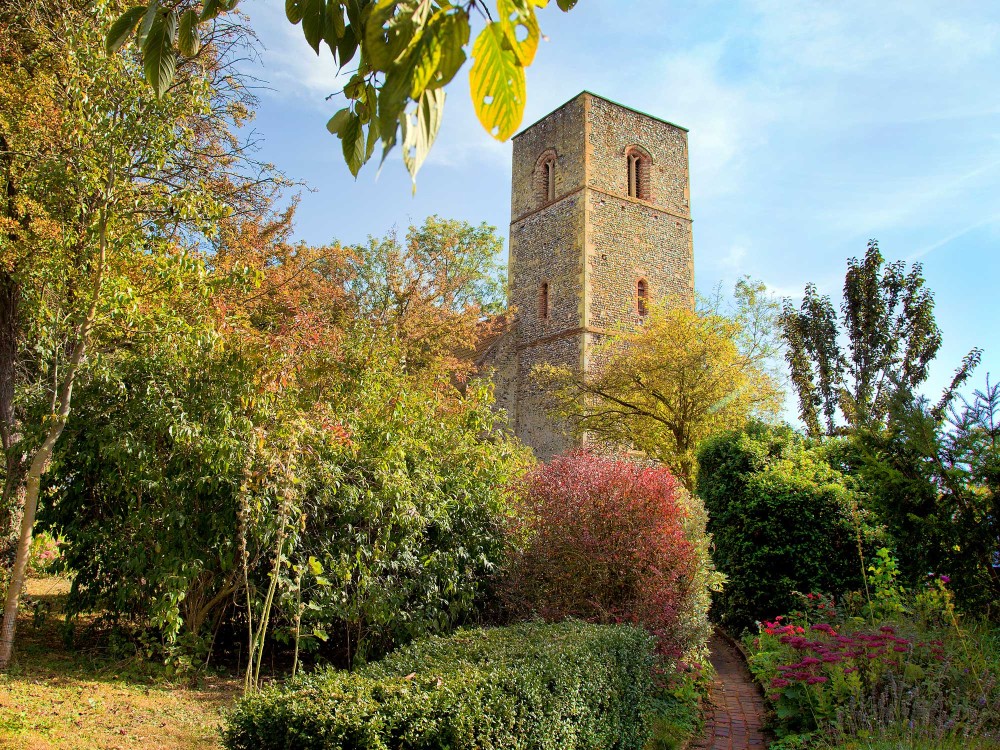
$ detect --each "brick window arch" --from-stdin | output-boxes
[625,145,652,201]
[534,149,557,205]
[539,281,550,320]
[636,278,648,317]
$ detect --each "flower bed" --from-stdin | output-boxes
[744,588,1000,748]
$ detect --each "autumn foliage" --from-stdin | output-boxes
[505,451,703,659]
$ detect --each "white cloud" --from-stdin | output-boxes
[242,0,349,108]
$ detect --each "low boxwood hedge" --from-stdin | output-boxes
[223,620,658,750]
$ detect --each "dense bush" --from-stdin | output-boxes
[42,331,529,663]
[852,379,1000,611]
[745,575,1000,748]
[503,451,720,661]
[697,423,875,633]
[223,620,659,750]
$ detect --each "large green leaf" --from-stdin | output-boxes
[365,0,420,72]
[336,24,358,67]
[301,0,326,53]
[106,6,146,54]
[498,0,539,66]
[323,0,346,48]
[142,10,178,98]
[427,11,469,90]
[200,0,226,22]
[408,14,445,98]
[340,113,366,177]
[401,87,444,187]
[326,107,352,135]
[286,0,305,24]
[469,22,525,141]
[136,0,160,47]
[178,9,201,57]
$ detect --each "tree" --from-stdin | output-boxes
[108,0,581,184]
[534,279,784,489]
[779,239,979,437]
[854,376,1000,607]
[0,0,274,667]
[345,215,506,374]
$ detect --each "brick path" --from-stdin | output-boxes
[692,634,768,750]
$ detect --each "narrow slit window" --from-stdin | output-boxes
[536,152,557,205]
[637,279,648,317]
[539,282,549,320]
[626,148,651,200]
[628,154,641,198]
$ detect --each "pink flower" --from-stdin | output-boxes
[806,676,829,684]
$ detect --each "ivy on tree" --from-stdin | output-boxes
[108,0,580,185]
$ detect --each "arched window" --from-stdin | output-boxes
[539,282,549,320]
[535,149,557,205]
[636,279,648,317]
[625,146,652,200]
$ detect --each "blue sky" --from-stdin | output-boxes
[241,0,1000,405]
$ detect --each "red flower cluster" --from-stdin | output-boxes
[761,621,946,700]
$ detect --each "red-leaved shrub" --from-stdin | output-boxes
[505,451,701,658]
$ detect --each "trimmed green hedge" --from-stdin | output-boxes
[223,620,658,750]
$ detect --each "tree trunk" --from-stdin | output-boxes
[0,421,61,665]
[1,130,25,541]
[0,208,106,670]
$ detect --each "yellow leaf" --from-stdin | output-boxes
[498,0,540,66]
[469,22,525,141]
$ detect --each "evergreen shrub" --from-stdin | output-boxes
[697,423,872,633]
[222,620,658,750]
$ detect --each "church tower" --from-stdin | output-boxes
[490,92,694,460]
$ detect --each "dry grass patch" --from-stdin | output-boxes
[0,576,240,749]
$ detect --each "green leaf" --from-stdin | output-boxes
[341,113,366,177]
[286,0,304,24]
[326,107,352,135]
[469,22,525,141]
[498,0,540,66]
[136,0,160,47]
[409,17,444,98]
[178,9,201,57]
[556,0,577,10]
[142,10,179,98]
[336,24,358,67]
[365,115,380,162]
[377,58,414,136]
[106,6,146,54]
[365,0,418,72]
[312,627,329,642]
[301,0,326,53]
[324,0,346,48]
[428,11,469,90]
[200,0,225,22]
[401,87,444,187]
[308,556,324,575]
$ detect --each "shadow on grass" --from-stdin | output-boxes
[0,575,241,750]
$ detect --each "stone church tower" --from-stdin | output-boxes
[485,92,694,460]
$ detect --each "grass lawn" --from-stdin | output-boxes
[0,575,241,750]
